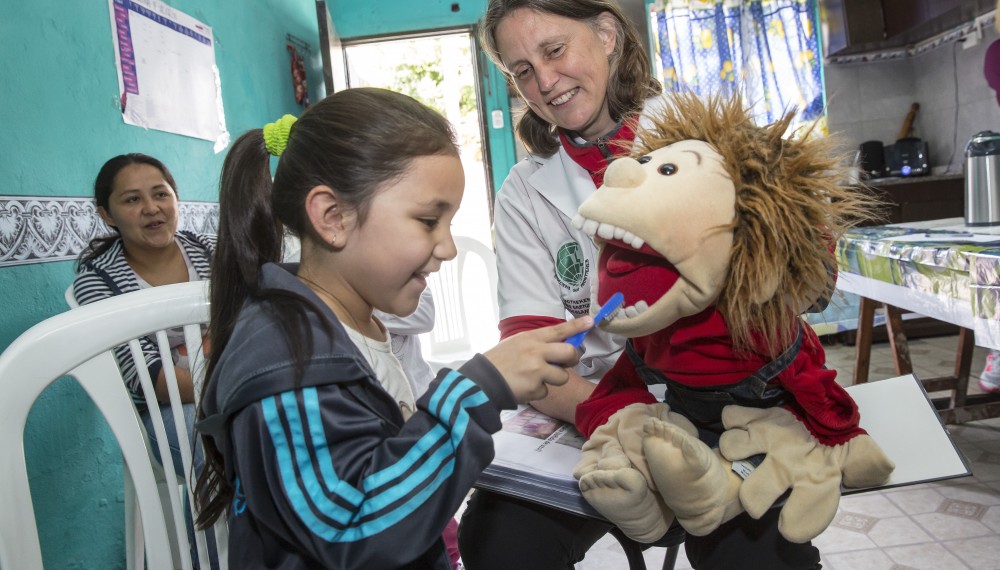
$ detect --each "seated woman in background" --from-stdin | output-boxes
[73,153,215,477]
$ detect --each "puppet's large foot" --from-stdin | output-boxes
[643,418,743,536]
[578,453,674,543]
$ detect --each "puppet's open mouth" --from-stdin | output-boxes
[597,239,680,318]
[572,213,681,320]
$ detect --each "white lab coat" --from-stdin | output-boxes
[493,142,626,381]
[493,100,666,381]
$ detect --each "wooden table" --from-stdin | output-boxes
[836,218,1000,424]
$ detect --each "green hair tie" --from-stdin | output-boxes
[263,114,298,157]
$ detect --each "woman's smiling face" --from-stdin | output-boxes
[495,8,618,141]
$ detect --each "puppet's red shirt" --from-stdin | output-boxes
[575,308,865,446]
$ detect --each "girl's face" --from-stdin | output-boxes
[495,8,617,141]
[342,154,464,318]
[98,163,179,253]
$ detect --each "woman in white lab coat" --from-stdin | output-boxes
[459,1,662,568]
[459,1,824,569]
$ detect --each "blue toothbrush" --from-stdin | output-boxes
[565,292,625,349]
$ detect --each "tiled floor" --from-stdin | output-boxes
[568,334,1000,570]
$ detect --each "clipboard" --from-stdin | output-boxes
[477,374,971,518]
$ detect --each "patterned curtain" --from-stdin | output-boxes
[651,0,825,129]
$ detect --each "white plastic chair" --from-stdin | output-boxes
[67,282,199,570]
[423,236,500,372]
[65,283,80,309]
[1,281,227,570]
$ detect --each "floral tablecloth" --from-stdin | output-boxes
[821,217,1000,349]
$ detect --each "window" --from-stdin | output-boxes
[650,0,826,133]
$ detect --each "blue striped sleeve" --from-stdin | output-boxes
[260,373,490,543]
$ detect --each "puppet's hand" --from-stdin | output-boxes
[574,403,677,543]
[719,406,894,544]
[840,433,896,489]
[718,406,836,542]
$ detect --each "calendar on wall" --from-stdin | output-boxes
[108,0,230,152]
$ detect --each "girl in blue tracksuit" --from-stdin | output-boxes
[194,87,591,569]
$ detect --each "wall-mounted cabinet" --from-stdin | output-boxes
[824,0,994,56]
[863,174,965,226]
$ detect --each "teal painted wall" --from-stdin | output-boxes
[328,0,517,195]
[329,0,477,40]
[0,1,558,565]
[0,0,321,567]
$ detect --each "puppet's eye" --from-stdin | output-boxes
[637,156,652,164]
[658,163,678,175]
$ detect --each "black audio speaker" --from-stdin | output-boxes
[859,140,886,179]
[884,138,929,177]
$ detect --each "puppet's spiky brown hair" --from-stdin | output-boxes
[632,91,882,355]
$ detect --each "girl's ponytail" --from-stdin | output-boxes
[196,129,282,527]
[212,129,284,319]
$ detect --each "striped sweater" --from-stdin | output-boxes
[72,231,215,403]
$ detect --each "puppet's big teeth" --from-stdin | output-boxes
[583,219,599,236]
[571,214,600,237]
[572,214,646,250]
[622,300,650,319]
[626,233,645,250]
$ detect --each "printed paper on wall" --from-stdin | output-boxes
[108,0,230,152]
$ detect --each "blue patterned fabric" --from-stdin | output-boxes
[652,0,825,127]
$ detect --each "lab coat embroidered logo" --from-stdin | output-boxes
[555,241,589,293]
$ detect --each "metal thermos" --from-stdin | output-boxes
[965,131,1000,225]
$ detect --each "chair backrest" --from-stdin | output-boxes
[0,281,225,570]
[425,236,500,364]
[65,283,80,309]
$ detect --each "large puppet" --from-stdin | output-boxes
[571,91,895,544]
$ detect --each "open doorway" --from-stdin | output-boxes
[343,31,500,365]
[344,31,493,247]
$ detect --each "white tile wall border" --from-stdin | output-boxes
[0,196,218,267]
